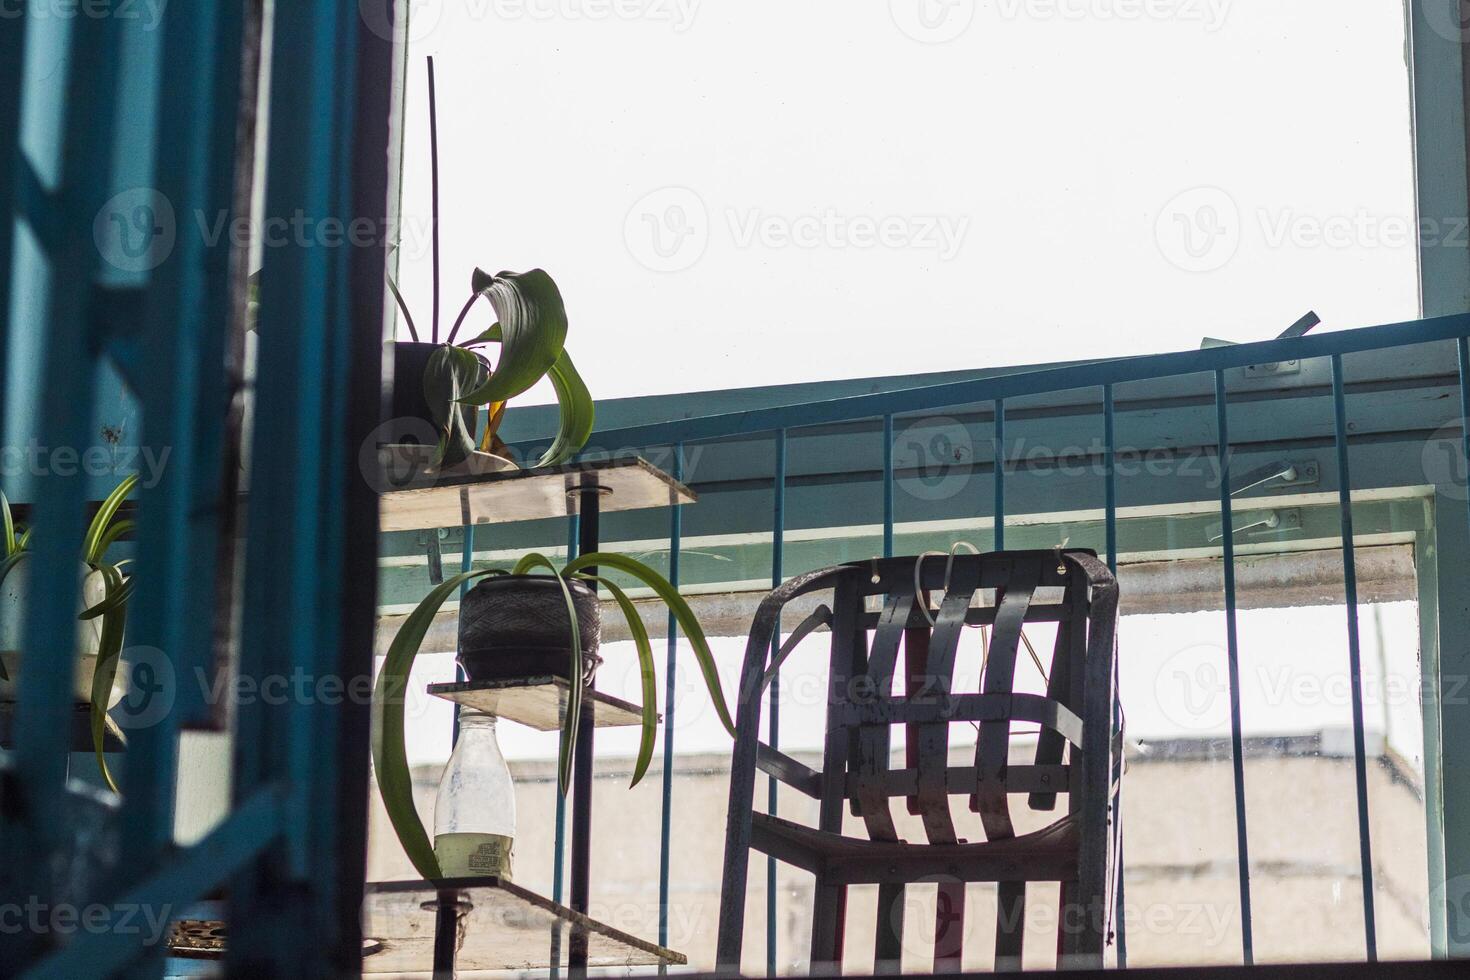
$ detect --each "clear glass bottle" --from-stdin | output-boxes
[433,709,516,879]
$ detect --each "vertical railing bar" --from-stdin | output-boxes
[13,10,121,883]
[657,443,685,971]
[1214,369,1255,965]
[767,429,787,977]
[1103,384,1126,968]
[549,512,580,978]
[883,414,895,559]
[994,399,1006,550]
[452,524,476,743]
[1331,354,1380,961]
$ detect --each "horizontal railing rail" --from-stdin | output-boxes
[575,313,1470,451]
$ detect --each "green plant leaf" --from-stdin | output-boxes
[563,552,736,738]
[94,519,135,559]
[535,350,595,468]
[15,526,31,552]
[89,563,127,793]
[423,345,485,468]
[0,491,14,558]
[575,573,658,787]
[78,575,134,620]
[373,567,504,880]
[459,270,568,406]
[511,553,585,795]
[83,474,138,566]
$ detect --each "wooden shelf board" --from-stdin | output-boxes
[427,676,649,731]
[362,876,686,973]
[377,457,695,532]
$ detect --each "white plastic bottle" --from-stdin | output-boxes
[433,709,516,879]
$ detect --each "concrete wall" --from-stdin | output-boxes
[367,732,1427,973]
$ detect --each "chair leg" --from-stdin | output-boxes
[874,882,905,974]
[809,878,845,973]
[1056,878,1105,969]
[995,881,1025,972]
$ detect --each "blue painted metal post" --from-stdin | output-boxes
[658,444,684,971]
[883,415,894,559]
[1330,354,1379,960]
[229,2,392,971]
[767,429,787,976]
[9,13,124,943]
[1103,384,1126,968]
[994,399,1006,549]
[122,11,250,955]
[1214,370,1255,965]
[550,512,580,977]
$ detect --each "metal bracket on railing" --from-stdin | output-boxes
[1206,507,1302,543]
[1230,460,1319,497]
[1201,311,1320,378]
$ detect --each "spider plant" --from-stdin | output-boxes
[372,551,736,881]
[386,57,593,470]
[0,475,136,792]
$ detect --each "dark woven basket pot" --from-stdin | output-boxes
[458,575,601,683]
[385,341,484,445]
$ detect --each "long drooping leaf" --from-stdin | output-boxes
[83,474,138,565]
[0,491,14,558]
[575,573,658,787]
[563,552,736,738]
[78,576,135,620]
[510,553,585,795]
[0,551,31,682]
[88,563,127,793]
[535,350,595,467]
[373,567,504,880]
[459,270,568,406]
[423,345,485,468]
[94,519,136,559]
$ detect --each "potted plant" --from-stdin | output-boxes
[382,57,593,480]
[0,475,137,791]
[372,551,736,881]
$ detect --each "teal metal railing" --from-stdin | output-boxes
[538,310,1470,969]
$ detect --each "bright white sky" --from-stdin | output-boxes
[394,0,1418,405]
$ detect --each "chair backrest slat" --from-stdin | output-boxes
[970,561,1042,841]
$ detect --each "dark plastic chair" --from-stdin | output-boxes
[716,550,1122,974]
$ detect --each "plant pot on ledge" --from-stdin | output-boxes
[0,562,128,707]
[377,341,517,489]
[457,575,601,684]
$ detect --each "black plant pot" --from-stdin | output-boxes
[385,341,484,447]
[458,575,601,684]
